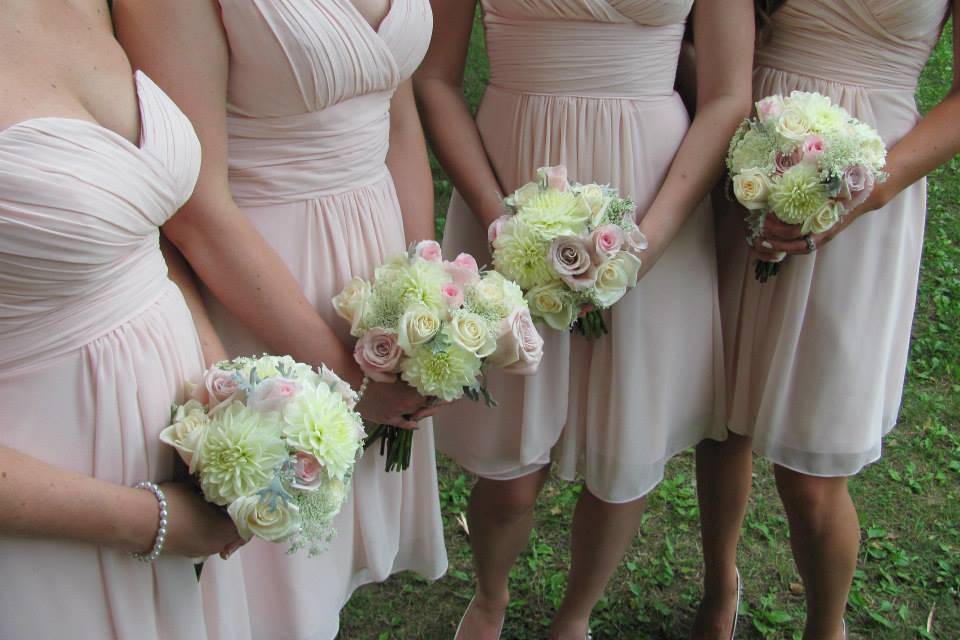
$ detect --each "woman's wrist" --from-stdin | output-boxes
[118,483,168,554]
[130,482,168,562]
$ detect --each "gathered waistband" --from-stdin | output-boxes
[485,16,684,99]
[227,92,393,205]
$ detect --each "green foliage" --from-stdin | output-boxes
[341,19,960,640]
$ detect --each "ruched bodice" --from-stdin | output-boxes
[217,0,432,203]
[482,0,691,98]
[757,0,949,91]
[0,71,200,371]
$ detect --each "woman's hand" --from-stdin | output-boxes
[357,381,444,429]
[157,483,242,559]
[753,187,888,260]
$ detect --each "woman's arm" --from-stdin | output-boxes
[112,0,428,428]
[760,6,960,256]
[414,0,505,231]
[636,0,756,276]
[161,236,227,365]
[387,79,436,243]
[0,445,240,557]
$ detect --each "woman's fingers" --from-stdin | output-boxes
[763,215,804,240]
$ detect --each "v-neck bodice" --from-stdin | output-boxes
[216,0,432,203]
[218,0,431,117]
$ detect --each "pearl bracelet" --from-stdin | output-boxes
[131,481,168,563]
[357,376,371,403]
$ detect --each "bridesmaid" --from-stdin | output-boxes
[415,1,754,638]
[694,1,958,639]
[0,1,244,638]
[114,1,447,638]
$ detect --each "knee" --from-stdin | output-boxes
[774,466,850,535]
[473,470,546,522]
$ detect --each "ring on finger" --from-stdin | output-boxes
[803,234,817,254]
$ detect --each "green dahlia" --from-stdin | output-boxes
[492,219,554,290]
[400,333,482,402]
[517,189,590,237]
[769,164,830,225]
[199,402,288,506]
[283,385,364,482]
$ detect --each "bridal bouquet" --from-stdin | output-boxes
[489,165,647,340]
[333,242,544,471]
[160,355,364,556]
[727,91,887,281]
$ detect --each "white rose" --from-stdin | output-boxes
[159,400,210,473]
[487,307,544,375]
[332,277,371,337]
[397,305,442,355]
[801,200,844,235]
[732,168,774,210]
[227,494,301,543]
[593,251,642,308]
[775,107,812,142]
[505,182,541,210]
[449,310,497,357]
[577,184,611,226]
[474,277,506,306]
[526,281,576,331]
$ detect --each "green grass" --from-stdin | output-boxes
[341,20,960,640]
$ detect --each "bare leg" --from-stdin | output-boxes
[549,487,648,640]
[691,433,754,640]
[455,466,551,640]
[774,465,857,640]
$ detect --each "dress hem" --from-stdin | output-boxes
[723,419,898,477]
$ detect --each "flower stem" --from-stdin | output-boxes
[754,259,783,283]
[364,424,415,472]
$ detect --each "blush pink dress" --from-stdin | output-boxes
[200,2,447,638]
[438,0,727,503]
[0,71,247,640]
[716,0,951,476]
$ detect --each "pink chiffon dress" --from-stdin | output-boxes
[716,0,951,476]
[0,71,246,640]
[438,0,727,503]
[200,2,447,638]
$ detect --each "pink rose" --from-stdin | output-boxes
[488,216,510,244]
[837,165,875,211]
[801,135,826,163]
[774,149,803,173]
[413,240,443,263]
[203,367,242,412]
[441,282,465,309]
[249,377,301,413]
[353,329,403,383]
[445,253,481,287]
[590,224,625,262]
[539,165,569,192]
[453,253,479,274]
[487,308,544,375]
[756,95,785,123]
[291,451,324,491]
[548,235,597,291]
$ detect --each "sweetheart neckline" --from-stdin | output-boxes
[0,70,149,151]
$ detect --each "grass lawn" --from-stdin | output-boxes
[340,19,960,640]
